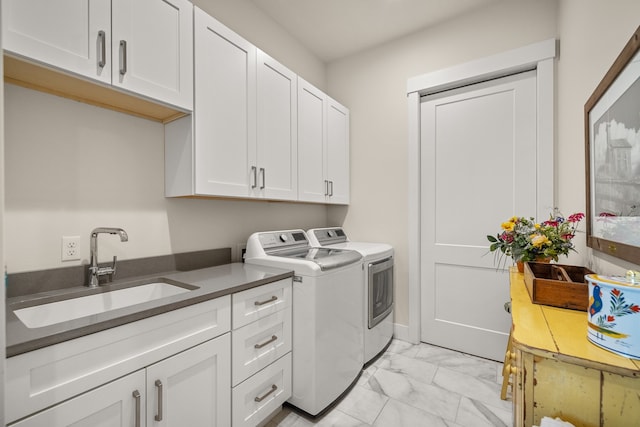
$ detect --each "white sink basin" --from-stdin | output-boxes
[14,282,193,328]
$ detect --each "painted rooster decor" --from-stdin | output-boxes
[586,273,640,358]
[589,284,603,319]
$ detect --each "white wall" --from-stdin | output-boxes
[4,84,328,272]
[328,0,640,328]
[3,0,329,274]
[327,0,559,326]
[556,0,640,274]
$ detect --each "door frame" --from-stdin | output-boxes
[405,39,557,344]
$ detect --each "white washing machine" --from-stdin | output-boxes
[245,229,364,416]
[308,227,394,364]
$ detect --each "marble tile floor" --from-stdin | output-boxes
[266,339,513,427]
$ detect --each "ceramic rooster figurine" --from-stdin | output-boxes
[589,284,603,319]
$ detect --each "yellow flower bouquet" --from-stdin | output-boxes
[487,211,585,268]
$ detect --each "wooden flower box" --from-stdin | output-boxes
[523,262,594,311]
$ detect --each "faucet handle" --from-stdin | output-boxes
[110,255,118,276]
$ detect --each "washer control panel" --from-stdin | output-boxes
[312,227,348,245]
[258,230,308,249]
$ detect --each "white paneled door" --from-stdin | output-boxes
[420,71,537,361]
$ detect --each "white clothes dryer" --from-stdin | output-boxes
[308,227,394,364]
[245,229,364,416]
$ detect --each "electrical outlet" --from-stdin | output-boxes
[234,243,247,263]
[62,236,81,261]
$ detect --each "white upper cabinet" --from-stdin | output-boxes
[112,0,193,110]
[298,78,350,204]
[192,7,256,198]
[167,10,299,201]
[2,0,111,84]
[326,97,350,204]
[255,49,298,201]
[297,77,327,203]
[2,0,193,110]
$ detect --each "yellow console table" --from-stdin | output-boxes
[508,268,640,427]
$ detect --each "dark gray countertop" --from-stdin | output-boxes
[6,263,293,357]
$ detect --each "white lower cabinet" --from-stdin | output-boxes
[232,353,292,427]
[232,278,293,426]
[11,369,146,427]
[146,334,231,427]
[7,278,293,427]
[11,335,231,427]
[10,335,231,427]
[232,308,292,385]
[6,296,231,424]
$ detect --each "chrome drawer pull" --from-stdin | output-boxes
[132,390,141,427]
[97,30,106,68]
[254,295,277,306]
[254,335,277,349]
[154,380,163,421]
[251,166,257,189]
[254,384,278,402]
[119,40,127,75]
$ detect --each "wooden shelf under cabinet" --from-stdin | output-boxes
[3,54,187,123]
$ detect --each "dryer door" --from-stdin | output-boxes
[368,257,394,328]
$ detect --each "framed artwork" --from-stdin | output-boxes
[585,26,640,264]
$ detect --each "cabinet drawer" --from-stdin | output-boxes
[6,296,230,424]
[232,307,292,386]
[232,353,292,427]
[232,278,292,329]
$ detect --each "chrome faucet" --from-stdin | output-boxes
[88,227,128,287]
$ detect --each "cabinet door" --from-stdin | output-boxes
[297,77,327,203]
[193,7,256,197]
[112,0,193,110]
[146,334,231,427]
[256,50,298,201]
[11,370,146,427]
[2,0,111,84]
[326,97,350,204]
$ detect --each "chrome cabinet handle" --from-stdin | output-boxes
[154,380,163,421]
[254,295,277,306]
[329,181,334,196]
[324,180,329,196]
[97,31,106,68]
[119,40,127,75]
[132,390,141,427]
[254,335,277,349]
[259,168,265,189]
[251,166,257,189]
[254,384,278,402]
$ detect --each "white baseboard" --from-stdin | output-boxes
[393,323,418,344]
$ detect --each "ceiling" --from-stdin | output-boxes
[250,0,502,62]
